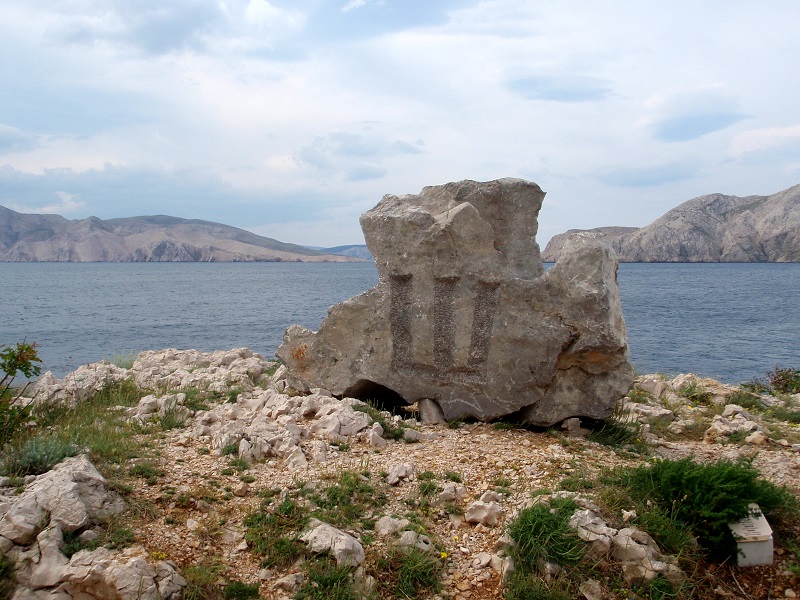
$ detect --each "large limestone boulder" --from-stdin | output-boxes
[278,178,634,425]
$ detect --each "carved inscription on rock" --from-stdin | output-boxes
[389,274,499,384]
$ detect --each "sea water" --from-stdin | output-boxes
[1,262,797,383]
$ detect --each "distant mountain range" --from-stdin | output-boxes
[543,183,800,262]
[0,206,362,262]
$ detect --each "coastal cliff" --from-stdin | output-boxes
[543,183,800,262]
[0,207,359,262]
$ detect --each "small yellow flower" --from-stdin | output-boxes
[440,552,448,559]
[151,551,167,560]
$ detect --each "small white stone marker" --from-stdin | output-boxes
[727,503,773,567]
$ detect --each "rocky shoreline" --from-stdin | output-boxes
[1,348,799,599]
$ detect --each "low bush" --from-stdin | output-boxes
[0,552,15,600]
[617,456,797,562]
[244,497,308,568]
[504,497,584,600]
[677,381,712,405]
[373,546,442,599]
[587,402,647,453]
[743,365,800,395]
[1,341,42,446]
[222,581,260,599]
[0,435,79,476]
[297,557,357,600]
[506,497,584,569]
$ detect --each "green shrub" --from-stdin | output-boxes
[587,402,647,453]
[765,366,800,394]
[1,341,42,400]
[743,366,800,395]
[351,402,406,440]
[0,435,79,476]
[0,552,15,600]
[677,381,712,405]
[182,558,227,600]
[297,557,357,600]
[373,546,441,599]
[506,497,584,569]
[0,403,29,448]
[244,498,308,568]
[504,572,573,600]
[309,471,385,528]
[1,341,42,446]
[618,457,797,562]
[223,581,260,599]
[725,390,765,412]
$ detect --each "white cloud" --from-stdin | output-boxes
[341,0,369,13]
[730,124,800,157]
[8,191,87,215]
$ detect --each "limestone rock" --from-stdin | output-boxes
[0,455,125,550]
[375,516,410,537]
[396,530,434,553]
[386,463,414,486]
[301,521,365,566]
[278,179,634,425]
[465,501,504,527]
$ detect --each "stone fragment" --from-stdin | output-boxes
[386,463,414,485]
[301,520,365,566]
[579,578,604,600]
[375,516,410,537]
[278,178,634,425]
[275,572,304,593]
[465,500,504,526]
[569,509,618,556]
[418,398,446,424]
[402,428,422,442]
[397,530,434,553]
[368,429,387,448]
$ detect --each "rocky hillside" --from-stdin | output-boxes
[0,206,358,262]
[543,183,800,262]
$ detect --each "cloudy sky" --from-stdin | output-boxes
[2,1,799,247]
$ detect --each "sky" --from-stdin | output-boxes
[1,1,799,248]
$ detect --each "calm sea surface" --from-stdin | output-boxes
[1,262,798,383]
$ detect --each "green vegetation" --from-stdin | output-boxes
[676,381,712,406]
[182,558,228,600]
[0,552,15,600]
[351,402,406,440]
[62,515,135,557]
[587,402,647,454]
[374,546,442,598]
[744,366,800,395]
[222,581,261,599]
[244,497,308,568]
[110,351,139,369]
[504,497,584,600]
[0,341,42,446]
[614,456,796,561]
[296,557,358,600]
[308,471,385,528]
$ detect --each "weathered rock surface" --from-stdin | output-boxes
[301,520,365,566]
[543,183,800,262]
[278,178,634,425]
[542,227,638,262]
[1,455,184,599]
[28,348,275,406]
[0,455,125,552]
